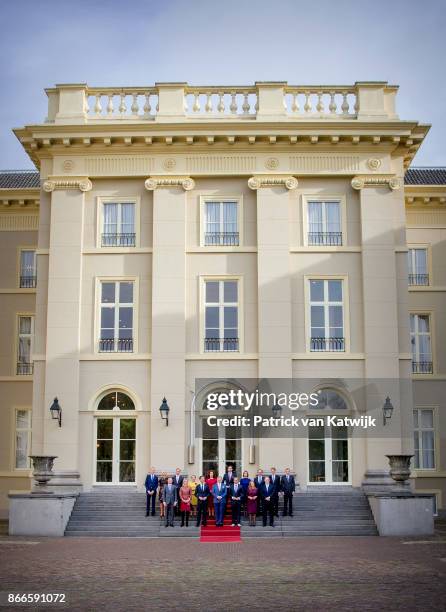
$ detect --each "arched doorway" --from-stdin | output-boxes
[94,390,136,484]
[307,388,352,485]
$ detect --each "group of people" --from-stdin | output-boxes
[144,466,296,528]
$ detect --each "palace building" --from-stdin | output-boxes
[1,81,445,519]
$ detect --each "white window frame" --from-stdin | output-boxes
[407,245,430,286]
[200,275,243,353]
[16,314,34,375]
[18,248,37,288]
[410,312,433,374]
[96,197,140,248]
[304,276,349,353]
[95,278,139,354]
[199,196,243,247]
[302,195,347,247]
[413,407,436,470]
[14,408,32,470]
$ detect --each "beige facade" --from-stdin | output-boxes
[0,81,444,517]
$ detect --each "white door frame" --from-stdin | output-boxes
[307,425,352,485]
[94,415,137,485]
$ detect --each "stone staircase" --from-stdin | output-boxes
[65,486,377,537]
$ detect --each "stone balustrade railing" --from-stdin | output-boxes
[44,81,398,124]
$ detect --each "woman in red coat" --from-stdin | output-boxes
[205,470,217,518]
[246,480,258,526]
[179,482,192,527]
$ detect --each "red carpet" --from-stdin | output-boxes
[200,507,241,542]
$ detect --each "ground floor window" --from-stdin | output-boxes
[15,409,31,469]
[308,425,350,484]
[95,417,136,483]
[201,419,242,477]
[413,408,435,469]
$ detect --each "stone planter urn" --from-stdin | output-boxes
[29,455,58,493]
[385,454,413,489]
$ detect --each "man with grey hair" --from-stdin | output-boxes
[162,476,177,527]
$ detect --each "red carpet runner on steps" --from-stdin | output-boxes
[200,507,241,542]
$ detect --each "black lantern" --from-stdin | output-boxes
[272,403,282,418]
[383,396,394,426]
[159,397,170,426]
[50,397,62,427]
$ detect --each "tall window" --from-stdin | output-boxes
[15,409,31,469]
[19,250,36,288]
[102,202,135,247]
[309,279,344,351]
[17,316,34,375]
[410,314,432,374]
[99,281,134,352]
[413,408,435,469]
[408,248,429,285]
[307,201,342,246]
[204,201,239,246]
[204,280,239,352]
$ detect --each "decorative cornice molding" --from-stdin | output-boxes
[247,175,298,190]
[42,176,92,192]
[351,175,401,191]
[144,176,195,191]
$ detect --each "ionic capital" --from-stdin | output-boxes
[351,175,401,191]
[42,176,92,192]
[248,175,298,190]
[144,176,195,191]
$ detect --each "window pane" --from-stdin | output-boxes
[103,203,118,233]
[325,202,341,232]
[413,409,419,428]
[309,439,325,460]
[116,393,135,410]
[97,440,113,460]
[206,202,220,232]
[101,283,115,303]
[101,308,115,329]
[18,337,31,362]
[414,249,427,274]
[120,419,136,439]
[206,281,219,303]
[328,280,342,302]
[223,202,237,233]
[121,203,135,233]
[329,305,343,327]
[119,307,133,329]
[308,202,323,232]
[417,315,430,333]
[97,417,113,436]
[15,431,29,468]
[205,306,219,328]
[19,317,32,334]
[16,410,30,429]
[224,281,238,303]
[421,410,433,429]
[410,314,415,333]
[224,306,237,328]
[119,282,133,303]
[310,280,324,302]
[421,430,434,451]
[120,440,135,461]
[311,305,325,327]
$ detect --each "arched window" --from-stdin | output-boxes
[314,389,348,411]
[97,391,135,411]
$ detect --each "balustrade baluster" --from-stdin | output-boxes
[329,91,337,114]
[316,91,324,113]
[205,93,213,113]
[217,92,225,113]
[291,93,299,113]
[107,94,114,116]
[304,92,312,113]
[230,92,237,114]
[119,93,127,116]
[341,93,349,115]
[193,93,200,112]
[94,94,102,117]
[143,93,151,117]
[242,93,250,114]
[131,93,139,116]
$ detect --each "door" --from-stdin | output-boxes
[96,417,136,483]
[201,419,242,477]
[308,425,350,484]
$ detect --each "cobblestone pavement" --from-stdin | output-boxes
[1,535,446,611]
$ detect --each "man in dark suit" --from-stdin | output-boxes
[196,475,210,527]
[254,469,264,516]
[259,476,274,527]
[173,468,183,515]
[229,477,243,527]
[212,476,227,526]
[144,467,159,516]
[162,477,177,527]
[281,467,296,517]
[269,467,280,517]
[222,465,236,487]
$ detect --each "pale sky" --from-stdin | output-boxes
[1,0,445,169]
